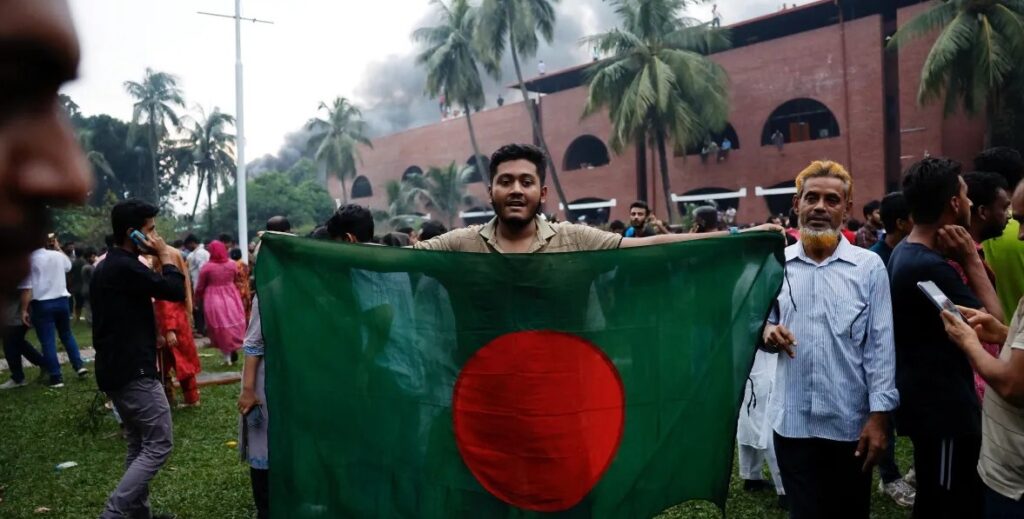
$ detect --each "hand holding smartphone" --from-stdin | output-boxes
[917,281,969,323]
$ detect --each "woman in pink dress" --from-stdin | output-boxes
[195,240,245,365]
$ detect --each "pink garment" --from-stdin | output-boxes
[947,259,1001,401]
[195,259,245,355]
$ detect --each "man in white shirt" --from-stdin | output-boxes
[21,238,87,387]
[183,235,209,332]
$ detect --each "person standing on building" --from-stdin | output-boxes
[889,158,998,519]
[92,199,186,519]
[760,160,897,518]
[977,147,1024,322]
[711,3,722,27]
[21,235,87,387]
[720,137,732,161]
[856,200,883,248]
[537,60,546,75]
[772,130,785,152]
[939,178,1024,517]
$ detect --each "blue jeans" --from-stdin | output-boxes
[31,297,83,383]
[3,324,44,383]
[986,485,1024,518]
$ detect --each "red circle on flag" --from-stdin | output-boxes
[452,330,625,512]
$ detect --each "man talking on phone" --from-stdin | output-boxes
[91,199,186,519]
[761,160,897,518]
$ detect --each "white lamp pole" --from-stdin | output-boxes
[197,5,272,263]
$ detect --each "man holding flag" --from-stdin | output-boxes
[414,143,779,254]
[254,142,787,517]
[762,160,898,518]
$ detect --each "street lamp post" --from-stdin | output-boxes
[197,4,272,264]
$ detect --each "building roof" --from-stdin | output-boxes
[517,0,927,94]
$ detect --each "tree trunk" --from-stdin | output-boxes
[464,103,484,179]
[509,26,569,216]
[635,134,648,202]
[655,128,676,224]
[206,178,214,234]
[189,168,207,231]
[149,117,160,205]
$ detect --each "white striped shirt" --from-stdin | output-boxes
[767,238,899,442]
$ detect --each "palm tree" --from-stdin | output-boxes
[403,162,479,229]
[306,97,373,204]
[414,0,491,177]
[583,0,730,223]
[476,0,570,210]
[176,107,236,231]
[372,180,426,232]
[888,0,1024,141]
[124,68,186,204]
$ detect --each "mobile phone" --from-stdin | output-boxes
[129,230,148,249]
[917,281,969,323]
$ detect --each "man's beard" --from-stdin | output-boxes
[800,227,841,252]
[492,199,537,230]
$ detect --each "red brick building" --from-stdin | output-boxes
[334,0,985,226]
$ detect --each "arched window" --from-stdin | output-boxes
[564,135,611,171]
[682,123,741,156]
[351,176,373,199]
[565,197,613,225]
[402,166,423,182]
[763,180,797,217]
[761,98,840,145]
[465,155,489,183]
[674,187,742,215]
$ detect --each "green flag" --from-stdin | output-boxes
[255,232,784,518]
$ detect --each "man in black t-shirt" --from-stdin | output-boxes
[889,158,1002,519]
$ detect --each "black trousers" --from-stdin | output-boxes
[774,433,872,519]
[251,467,269,519]
[910,435,983,519]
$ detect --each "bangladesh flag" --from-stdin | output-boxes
[255,232,784,518]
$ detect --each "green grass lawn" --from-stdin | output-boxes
[0,321,914,518]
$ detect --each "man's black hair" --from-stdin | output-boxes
[489,143,547,184]
[82,247,97,258]
[111,199,159,244]
[609,220,626,232]
[217,232,233,244]
[901,157,963,225]
[183,234,199,246]
[846,218,863,232]
[974,147,1024,189]
[104,234,115,248]
[308,226,329,240]
[327,205,374,243]
[694,206,718,230]
[862,200,881,219]
[396,226,414,236]
[964,171,1009,213]
[418,220,448,241]
[879,192,909,234]
[381,232,410,247]
[229,248,242,261]
[266,216,291,233]
[630,200,650,213]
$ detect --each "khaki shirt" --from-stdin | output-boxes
[978,298,1024,500]
[413,217,622,253]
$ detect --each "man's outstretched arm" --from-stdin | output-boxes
[621,224,783,248]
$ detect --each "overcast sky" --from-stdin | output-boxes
[64,0,810,160]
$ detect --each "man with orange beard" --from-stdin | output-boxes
[761,160,897,518]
